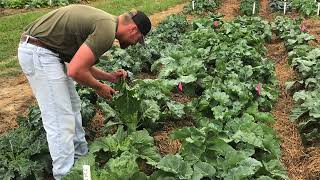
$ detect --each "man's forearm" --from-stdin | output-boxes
[90,66,113,81]
[69,69,104,90]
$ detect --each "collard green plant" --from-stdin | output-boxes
[272,16,315,51]
[240,0,260,16]
[0,106,51,180]
[184,0,220,15]
[292,0,317,16]
[63,126,160,180]
[269,0,293,12]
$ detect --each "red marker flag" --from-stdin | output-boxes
[300,24,307,32]
[255,83,261,96]
[178,82,183,92]
[213,21,219,28]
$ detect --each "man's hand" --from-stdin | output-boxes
[95,84,116,100]
[108,69,128,83]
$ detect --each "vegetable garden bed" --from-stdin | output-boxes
[1,0,320,179]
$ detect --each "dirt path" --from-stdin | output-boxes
[149,3,186,27]
[259,0,273,21]
[303,18,320,43]
[267,35,307,180]
[0,75,34,134]
[0,3,187,134]
[216,0,240,21]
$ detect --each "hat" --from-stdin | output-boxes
[128,10,151,43]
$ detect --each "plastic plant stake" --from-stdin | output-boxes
[252,2,256,15]
[318,2,320,16]
[83,165,91,180]
[284,0,287,15]
[192,1,195,10]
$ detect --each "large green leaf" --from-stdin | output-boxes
[224,158,262,180]
[156,154,193,179]
[191,161,216,180]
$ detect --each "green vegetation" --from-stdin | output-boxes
[60,14,287,179]
[1,0,79,8]
[240,0,260,16]
[273,16,320,146]
[183,0,220,15]
[269,0,318,16]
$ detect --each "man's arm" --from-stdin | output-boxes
[90,66,128,82]
[67,43,115,100]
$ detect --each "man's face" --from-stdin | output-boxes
[119,24,144,49]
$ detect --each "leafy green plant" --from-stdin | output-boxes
[98,79,186,133]
[286,46,320,146]
[63,126,160,180]
[274,15,320,146]
[292,0,317,16]
[167,117,288,179]
[150,14,189,43]
[240,0,260,16]
[2,0,79,8]
[272,16,315,50]
[184,0,220,15]
[269,0,293,12]
[0,0,5,7]
[0,106,51,180]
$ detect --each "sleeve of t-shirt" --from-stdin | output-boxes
[84,19,116,63]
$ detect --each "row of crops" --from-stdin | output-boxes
[185,0,320,17]
[270,0,320,16]
[273,16,320,146]
[0,0,79,8]
[230,0,320,16]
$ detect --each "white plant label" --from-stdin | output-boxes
[284,1,287,15]
[318,2,320,16]
[192,1,195,10]
[252,2,256,15]
[83,165,91,180]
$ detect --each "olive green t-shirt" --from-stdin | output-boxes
[24,5,117,63]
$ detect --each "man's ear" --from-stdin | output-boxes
[129,23,138,32]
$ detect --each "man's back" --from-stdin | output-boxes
[24,5,117,62]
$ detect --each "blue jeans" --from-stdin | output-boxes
[18,40,88,179]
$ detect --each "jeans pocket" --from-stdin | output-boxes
[18,47,35,76]
[39,51,67,80]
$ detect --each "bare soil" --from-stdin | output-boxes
[171,93,193,104]
[216,0,240,21]
[153,119,194,156]
[303,18,320,43]
[267,33,307,180]
[149,3,186,27]
[0,74,35,134]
